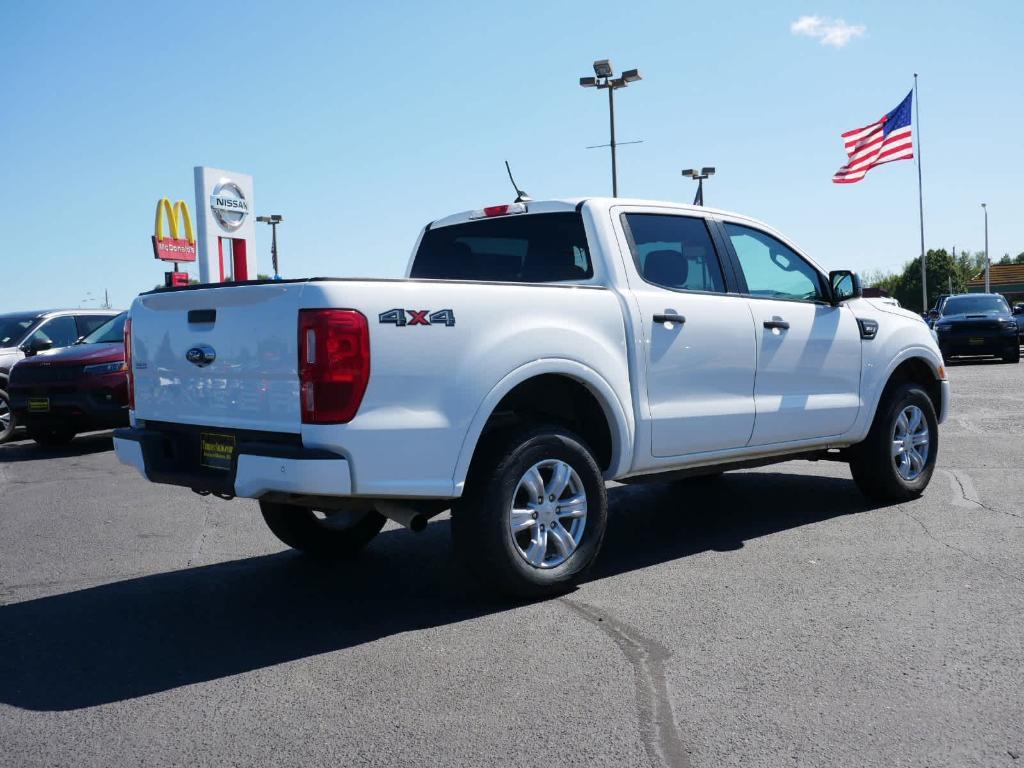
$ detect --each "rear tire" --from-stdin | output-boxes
[849,382,938,502]
[452,424,608,598]
[0,389,13,444]
[259,501,386,558]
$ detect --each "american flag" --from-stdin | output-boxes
[833,91,914,184]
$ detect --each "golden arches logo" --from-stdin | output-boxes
[152,198,198,262]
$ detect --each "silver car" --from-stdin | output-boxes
[0,309,121,442]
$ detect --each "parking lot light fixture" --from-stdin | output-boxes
[681,167,715,206]
[579,59,643,197]
[256,214,284,279]
[981,203,989,293]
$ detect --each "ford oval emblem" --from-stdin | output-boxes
[186,344,216,367]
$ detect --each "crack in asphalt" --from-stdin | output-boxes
[899,505,1024,586]
[945,469,1021,520]
[562,598,690,768]
[187,503,216,568]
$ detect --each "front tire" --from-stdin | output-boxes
[0,389,13,443]
[849,382,938,502]
[452,425,608,598]
[259,501,386,558]
[1002,345,1020,364]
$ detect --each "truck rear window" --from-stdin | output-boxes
[411,212,593,283]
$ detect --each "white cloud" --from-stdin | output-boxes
[790,15,866,48]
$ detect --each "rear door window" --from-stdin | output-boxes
[621,213,726,293]
[411,212,592,282]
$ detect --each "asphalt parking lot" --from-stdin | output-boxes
[1,360,1021,768]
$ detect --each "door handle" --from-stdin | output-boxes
[653,313,686,325]
[763,319,790,330]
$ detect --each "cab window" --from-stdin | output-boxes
[724,223,826,303]
[621,214,726,293]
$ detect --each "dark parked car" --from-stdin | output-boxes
[1013,303,1024,342]
[8,313,129,446]
[932,294,1020,364]
[0,308,120,442]
[926,294,951,327]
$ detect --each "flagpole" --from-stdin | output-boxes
[915,73,927,312]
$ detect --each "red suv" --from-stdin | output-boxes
[8,313,129,446]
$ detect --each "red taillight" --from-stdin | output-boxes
[124,317,134,410]
[298,309,370,424]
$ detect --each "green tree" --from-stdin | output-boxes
[892,249,965,312]
[861,269,901,296]
[954,250,986,286]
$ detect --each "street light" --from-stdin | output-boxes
[579,59,642,197]
[981,203,989,293]
[681,167,716,206]
[256,215,284,279]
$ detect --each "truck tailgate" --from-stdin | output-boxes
[131,283,304,432]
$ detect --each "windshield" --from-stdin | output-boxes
[81,312,127,344]
[942,295,1009,315]
[0,314,37,348]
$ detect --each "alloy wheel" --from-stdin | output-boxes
[508,459,588,568]
[891,404,930,481]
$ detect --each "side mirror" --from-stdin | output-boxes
[829,270,862,304]
[20,338,53,357]
[1014,305,1024,316]
[928,309,940,320]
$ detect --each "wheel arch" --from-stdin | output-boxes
[870,351,945,427]
[452,360,633,495]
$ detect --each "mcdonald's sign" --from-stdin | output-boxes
[152,198,198,262]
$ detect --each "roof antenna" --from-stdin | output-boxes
[505,160,531,203]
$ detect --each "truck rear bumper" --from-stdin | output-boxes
[113,426,351,499]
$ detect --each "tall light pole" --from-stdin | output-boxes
[579,59,642,197]
[981,203,989,293]
[681,167,715,206]
[256,215,284,279]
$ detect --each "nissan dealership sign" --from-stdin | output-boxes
[194,167,256,283]
[209,181,250,231]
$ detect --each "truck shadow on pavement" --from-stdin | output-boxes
[0,431,113,462]
[0,470,878,711]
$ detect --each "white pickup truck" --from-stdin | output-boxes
[115,197,949,596]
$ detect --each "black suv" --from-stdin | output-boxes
[932,294,1020,364]
[0,309,121,442]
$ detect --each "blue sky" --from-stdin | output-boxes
[1,0,1020,311]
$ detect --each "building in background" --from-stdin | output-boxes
[967,264,1024,305]
[194,167,256,283]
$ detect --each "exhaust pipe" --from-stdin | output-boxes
[376,501,428,533]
